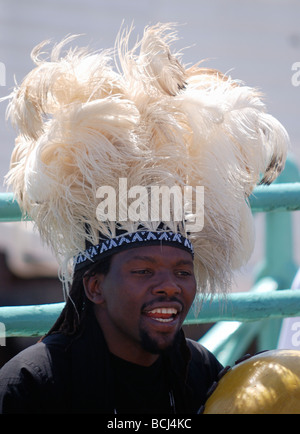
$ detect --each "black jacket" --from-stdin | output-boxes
[0,314,222,414]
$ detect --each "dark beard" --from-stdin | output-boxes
[139,327,181,355]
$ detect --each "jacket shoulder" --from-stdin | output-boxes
[184,339,223,411]
[0,334,71,413]
[1,333,71,380]
[186,338,221,361]
[186,338,223,384]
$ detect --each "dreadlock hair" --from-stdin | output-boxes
[43,255,112,339]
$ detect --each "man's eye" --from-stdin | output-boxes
[176,270,192,277]
[131,269,152,275]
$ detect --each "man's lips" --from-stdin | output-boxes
[144,307,178,323]
[142,302,183,323]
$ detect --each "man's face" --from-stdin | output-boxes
[91,245,196,365]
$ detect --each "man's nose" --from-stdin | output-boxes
[151,271,182,296]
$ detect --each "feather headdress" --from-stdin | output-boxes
[5,23,288,296]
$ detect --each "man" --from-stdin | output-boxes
[0,23,288,413]
[0,244,223,413]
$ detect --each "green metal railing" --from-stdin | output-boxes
[1,285,300,338]
[1,182,300,222]
[0,156,300,365]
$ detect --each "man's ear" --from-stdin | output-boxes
[83,273,105,305]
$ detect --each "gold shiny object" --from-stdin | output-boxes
[204,350,300,414]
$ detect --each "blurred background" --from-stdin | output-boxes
[0,0,299,365]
